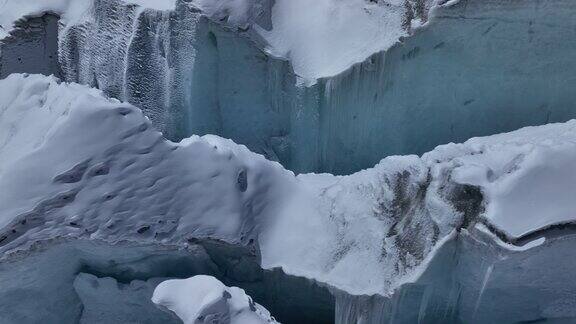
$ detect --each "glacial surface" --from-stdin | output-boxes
[2,0,576,323]
[2,74,576,323]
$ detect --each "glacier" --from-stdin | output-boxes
[1,73,576,323]
[3,0,576,174]
[2,0,576,322]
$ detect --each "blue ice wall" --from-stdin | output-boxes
[306,0,576,174]
[58,0,576,174]
[334,231,576,324]
[59,0,300,163]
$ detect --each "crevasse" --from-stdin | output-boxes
[51,0,576,174]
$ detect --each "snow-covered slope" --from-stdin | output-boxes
[2,73,576,299]
[152,275,279,324]
[426,123,576,240]
[0,73,290,253]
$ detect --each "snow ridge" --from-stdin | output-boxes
[1,74,576,297]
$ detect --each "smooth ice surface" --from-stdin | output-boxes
[3,74,576,299]
[334,231,576,324]
[153,275,278,323]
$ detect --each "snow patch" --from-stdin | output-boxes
[152,275,279,323]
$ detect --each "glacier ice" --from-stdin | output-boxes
[2,73,576,322]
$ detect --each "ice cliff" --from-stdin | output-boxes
[2,0,576,322]
[3,0,575,174]
[2,73,576,323]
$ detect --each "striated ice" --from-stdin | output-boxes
[3,0,575,175]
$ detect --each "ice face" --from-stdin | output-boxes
[51,0,576,174]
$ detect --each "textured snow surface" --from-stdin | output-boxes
[152,275,278,323]
[1,74,575,296]
[0,0,175,39]
[0,0,89,39]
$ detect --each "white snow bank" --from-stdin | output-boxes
[261,155,460,295]
[0,73,290,247]
[0,0,175,39]
[152,275,278,324]
[424,121,576,239]
[257,0,408,80]
[2,74,576,297]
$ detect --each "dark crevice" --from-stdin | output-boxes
[74,239,335,324]
[478,218,576,248]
